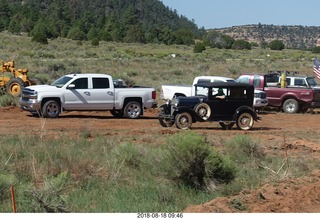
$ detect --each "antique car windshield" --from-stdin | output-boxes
[51,76,73,88]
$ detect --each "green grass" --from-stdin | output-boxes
[0,31,319,212]
[0,131,317,212]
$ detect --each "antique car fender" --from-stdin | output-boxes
[232,106,261,121]
[174,106,205,122]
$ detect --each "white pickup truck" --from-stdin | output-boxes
[160,76,268,109]
[19,73,157,118]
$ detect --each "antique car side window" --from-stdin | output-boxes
[230,88,246,99]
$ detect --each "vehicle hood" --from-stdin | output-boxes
[24,85,61,92]
[175,96,207,107]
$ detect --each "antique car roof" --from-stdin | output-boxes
[194,81,254,89]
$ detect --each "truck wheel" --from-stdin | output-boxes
[159,118,174,127]
[282,99,298,114]
[175,112,192,129]
[124,101,142,119]
[42,100,60,118]
[110,110,124,118]
[236,112,254,130]
[6,78,24,97]
[194,103,211,120]
[219,122,235,130]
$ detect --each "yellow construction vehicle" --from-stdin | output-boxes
[0,60,39,96]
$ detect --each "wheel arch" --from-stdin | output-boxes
[123,97,143,115]
[41,97,62,112]
[232,106,258,121]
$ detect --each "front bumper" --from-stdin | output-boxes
[310,101,320,108]
[19,99,41,112]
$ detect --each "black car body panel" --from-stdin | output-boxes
[158,82,261,130]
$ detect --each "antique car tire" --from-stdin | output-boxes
[194,103,211,120]
[6,77,24,97]
[175,112,192,130]
[282,99,298,114]
[159,118,174,127]
[124,101,142,119]
[219,122,235,130]
[236,112,254,130]
[42,100,60,118]
[110,110,124,118]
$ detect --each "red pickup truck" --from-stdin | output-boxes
[235,73,320,113]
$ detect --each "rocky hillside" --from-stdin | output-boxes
[210,24,320,49]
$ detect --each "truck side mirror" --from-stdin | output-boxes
[67,84,75,89]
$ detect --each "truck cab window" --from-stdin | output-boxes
[73,78,88,89]
[93,78,110,89]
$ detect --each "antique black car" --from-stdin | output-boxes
[158,82,261,130]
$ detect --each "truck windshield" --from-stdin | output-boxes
[306,78,318,87]
[51,76,73,88]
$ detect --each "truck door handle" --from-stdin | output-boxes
[107,91,114,96]
[84,91,90,95]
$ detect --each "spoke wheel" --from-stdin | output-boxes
[159,118,174,127]
[194,103,211,120]
[236,112,254,130]
[175,112,192,130]
[219,122,235,130]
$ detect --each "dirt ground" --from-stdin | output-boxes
[1,106,320,213]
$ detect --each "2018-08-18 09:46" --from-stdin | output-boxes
[137,213,183,218]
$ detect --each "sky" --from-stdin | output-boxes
[160,0,320,29]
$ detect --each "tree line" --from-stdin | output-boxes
[0,0,204,45]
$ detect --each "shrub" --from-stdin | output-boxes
[193,42,206,53]
[269,40,285,50]
[0,94,19,106]
[226,135,264,163]
[163,131,236,190]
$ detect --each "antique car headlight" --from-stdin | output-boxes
[171,98,179,107]
[165,99,171,105]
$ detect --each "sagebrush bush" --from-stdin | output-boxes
[163,131,236,190]
[0,94,19,106]
[226,135,264,163]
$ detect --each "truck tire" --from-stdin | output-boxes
[236,112,254,130]
[6,78,24,97]
[175,112,192,129]
[123,101,142,119]
[110,110,124,118]
[42,100,60,118]
[282,99,298,114]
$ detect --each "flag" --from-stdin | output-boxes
[314,58,320,80]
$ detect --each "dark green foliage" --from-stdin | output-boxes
[0,0,201,45]
[193,42,206,53]
[269,40,285,50]
[312,46,320,54]
[164,131,236,190]
[232,39,251,50]
[67,26,86,40]
[204,31,234,49]
[91,38,99,46]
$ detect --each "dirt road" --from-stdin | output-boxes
[1,106,320,212]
